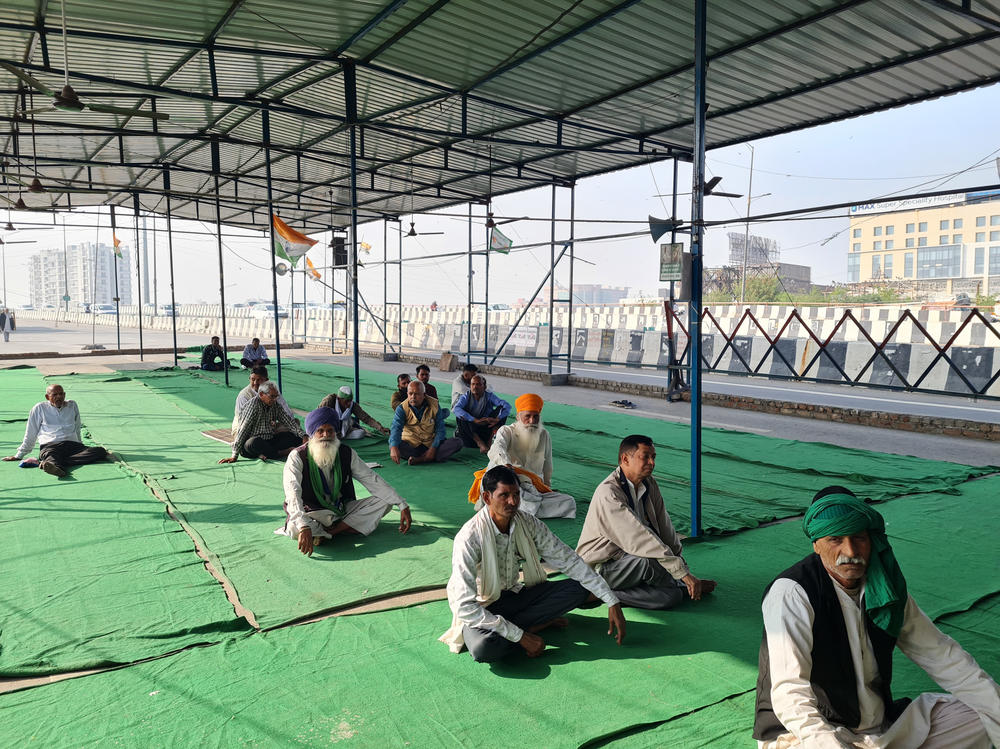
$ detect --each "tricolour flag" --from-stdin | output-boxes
[306,257,321,280]
[489,226,513,254]
[112,235,122,258]
[272,215,317,267]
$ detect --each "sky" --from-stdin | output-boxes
[2,82,998,309]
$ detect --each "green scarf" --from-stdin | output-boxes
[307,446,345,516]
[803,493,908,638]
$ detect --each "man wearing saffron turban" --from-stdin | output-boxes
[754,486,1000,748]
[472,393,576,519]
[276,407,412,556]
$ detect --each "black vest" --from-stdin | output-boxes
[295,443,356,513]
[753,553,908,741]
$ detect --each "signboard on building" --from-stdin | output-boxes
[659,243,683,281]
[848,192,966,216]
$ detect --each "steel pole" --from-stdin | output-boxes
[214,171,230,386]
[132,193,144,360]
[567,183,576,374]
[262,107,283,393]
[163,169,179,367]
[548,182,556,375]
[740,144,754,304]
[109,204,121,350]
[345,61,361,400]
[688,0,708,538]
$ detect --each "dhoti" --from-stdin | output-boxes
[275,494,395,539]
[473,473,575,519]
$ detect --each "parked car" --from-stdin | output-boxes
[250,303,288,319]
[93,304,117,315]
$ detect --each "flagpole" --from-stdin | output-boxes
[212,138,230,387]
[132,193,144,361]
[109,204,121,350]
[263,106,283,394]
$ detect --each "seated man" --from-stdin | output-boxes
[755,487,1000,748]
[388,381,463,466]
[415,364,438,400]
[276,407,412,556]
[240,337,270,369]
[232,366,296,435]
[576,435,716,610]
[317,385,389,440]
[200,335,228,371]
[390,373,411,410]
[478,393,575,519]
[450,362,491,408]
[219,381,306,463]
[453,375,510,453]
[440,465,626,662]
[3,383,109,477]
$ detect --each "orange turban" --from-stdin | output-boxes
[515,393,543,413]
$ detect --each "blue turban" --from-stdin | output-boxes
[305,407,340,437]
[804,492,908,637]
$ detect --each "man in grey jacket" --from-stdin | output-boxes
[576,434,716,609]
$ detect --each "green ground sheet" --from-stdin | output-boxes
[1,479,996,747]
[0,369,249,676]
[46,371,454,630]
[179,358,991,536]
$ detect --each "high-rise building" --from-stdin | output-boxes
[847,190,1000,294]
[29,242,133,308]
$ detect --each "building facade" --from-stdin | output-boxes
[29,242,133,308]
[847,190,1000,295]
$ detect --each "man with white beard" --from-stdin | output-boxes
[476,393,576,519]
[277,407,413,556]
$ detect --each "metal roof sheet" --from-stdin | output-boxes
[1,0,998,230]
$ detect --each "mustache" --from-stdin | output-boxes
[836,555,867,566]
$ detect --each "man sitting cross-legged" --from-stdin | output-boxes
[576,434,716,610]
[440,465,626,662]
[232,366,296,435]
[754,486,1000,748]
[3,383,109,477]
[453,374,510,453]
[276,407,412,556]
[476,393,575,519]
[317,385,389,440]
[219,381,306,464]
[388,381,463,465]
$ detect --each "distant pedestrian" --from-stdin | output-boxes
[0,309,12,343]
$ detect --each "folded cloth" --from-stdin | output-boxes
[18,458,39,468]
[467,466,551,504]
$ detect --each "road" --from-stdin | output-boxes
[3,319,998,426]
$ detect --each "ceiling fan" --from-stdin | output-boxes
[404,220,443,237]
[1,2,167,121]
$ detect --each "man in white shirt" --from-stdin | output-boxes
[482,393,575,518]
[440,465,626,662]
[240,337,270,369]
[276,406,412,556]
[4,384,109,477]
[755,486,1000,748]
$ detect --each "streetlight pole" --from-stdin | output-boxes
[740,145,754,304]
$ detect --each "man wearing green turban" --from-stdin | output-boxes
[754,486,1000,748]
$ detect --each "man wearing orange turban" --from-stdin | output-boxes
[470,393,576,519]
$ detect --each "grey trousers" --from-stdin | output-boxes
[39,441,108,472]
[462,579,590,663]
[599,553,686,610]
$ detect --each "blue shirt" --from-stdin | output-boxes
[389,401,446,448]
[453,391,511,422]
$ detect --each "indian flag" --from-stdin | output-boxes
[112,235,122,258]
[273,215,317,267]
[306,257,321,280]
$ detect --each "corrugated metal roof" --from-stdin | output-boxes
[1,0,998,231]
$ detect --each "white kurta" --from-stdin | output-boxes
[484,424,575,519]
[276,447,408,539]
[761,577,1000,748]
